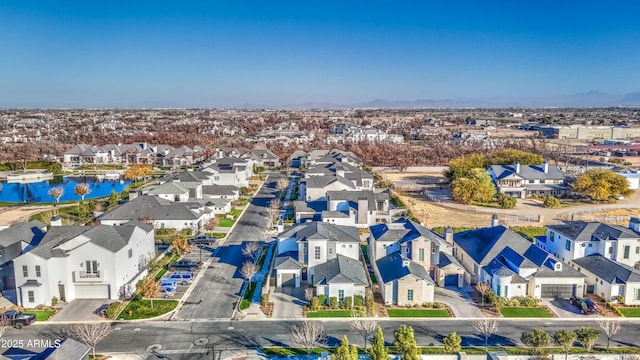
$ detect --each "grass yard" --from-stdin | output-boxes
[218,219,235,227]
[23,310,55,321]
[229,209,243,218]
[305,310,356,318]
[387,309,450,318]
[500,307,552,318]
[619,307,640,317]
[119,298,178,320]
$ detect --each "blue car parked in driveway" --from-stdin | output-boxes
[160,279,177,291]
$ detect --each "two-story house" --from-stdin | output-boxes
[322,190,391,227]
[203,157,253,187]
[272,222,368,304]
[539,219,640,267]
[486,161,566,198]
[453,226,585,299]
[570,254,640,305]
[13,221,154,306]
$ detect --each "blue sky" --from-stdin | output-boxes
[1,1,639,107]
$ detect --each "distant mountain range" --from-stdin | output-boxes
[255,91,640,109]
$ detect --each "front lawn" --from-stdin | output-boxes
[619,307,640,317]
[218,219,235,227]
[229,209,243,218]
[500,307,552,318]
[387,309,449,318]
[119,298,178,320]
[23,310,55,321]
[305,310,357,318]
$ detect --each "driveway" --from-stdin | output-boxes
[271,287,305,319]
[542,298,603,319]
[434,286,483,318]
[51,299,114,321]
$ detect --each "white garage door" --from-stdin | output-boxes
[75,285,110,299]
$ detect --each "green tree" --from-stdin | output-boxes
[333,336,358,360]
[497,193,517,209]
[520,328,550,355]
[573,169,631,201]
[575,327,600,352]
[491,148,543,165]
[446,153,489,180]
[553,330,577,360]
[542,195,561,208]
[443,331,462,353]
[452,169,496,204]
[107,190,120,207]
[393,325,419,360]
[368,327,389,360]
[137,276,160,309]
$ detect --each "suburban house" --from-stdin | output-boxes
[570,254,640,305]
[302,175,356,201]
[272,222,368,304]
[64,143,205,167]
[0,220,47,303]
[368,218,463,305]
[203,157,253,187]
[538,219,640,267]
[160,145,205,167]
[147,182,202,202]
[202,184,240,201]
[300,149,362,168]
[100,195,208,232]
[322,190,391,227]
[486,161,566,198]
[12,221,155,306]
[251,149,281,169]
[168,170,213,185]
[453,226,585,299]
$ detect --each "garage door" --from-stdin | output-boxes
[540,284,575,299]
[444,274,459,287]
[281,273,295,287]
[75,285,110,299]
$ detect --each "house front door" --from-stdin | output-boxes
[58,283,66,302]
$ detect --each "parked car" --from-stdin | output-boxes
[160,279,178,291]
[0,310,36,329]
[160,286,176,298]
[188,235,216,245]
[164,271,193,285]
[570,296,598,314]
[169,260,202,271]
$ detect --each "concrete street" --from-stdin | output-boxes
[174,174,282,320]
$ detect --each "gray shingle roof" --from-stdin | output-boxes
[148,182,189,195]
[274,256,304,270]
[0,220,46,248]
[489,163,564,181]
[547,221,640,242]
[376,252,433,284]
[202,184,239,196]
[100,195,202,221]
[438,252,463,269]
[573,254,640,284]
[306,175,356,190]
[326,189,388,209]
[370,218,446,246]
[294,222,360,243]
[311,254,368,286]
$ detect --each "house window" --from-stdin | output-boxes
[128,249,133,258]
[608,247,613,255]
[407,289,414,301]
[35,266,41,277]
[349,245,352,248]
[528,180,534,184]
[314,246,321,260]
[328,248,333,255]
[28,291,34,303]
[431,247,436,254]
[338,289,345,301]
[22,265,28,277]
[549,232,555,242]
[86,260,99,275]
[635,289,640,300]
[565,240,571,251]
[637,247,640,254]
[588,243,593,248]
[418,249,425,261]
[624,246,630,259]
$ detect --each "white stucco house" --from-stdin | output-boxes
[310,254,368,305]
[570,254,640,305]
[13,221,155,307]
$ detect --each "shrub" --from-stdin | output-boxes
[260,293,268,306]
[353,295,364,306]
[543,195,561,208]
[239,187,249,196]
[607,302,624,316]
[105,302,123,319]
[497,193,517,209]
[310,297,320,311]
[344,296,353,309]
[51,297,59,306]
[330,296,338,308]
[318,294,327,305]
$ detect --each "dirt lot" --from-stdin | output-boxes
[0,206,57,226]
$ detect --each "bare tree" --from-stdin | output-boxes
[350,311,378,350]
[599,320,621,350]
[276,177,289,192]
[242,242,261,262]
[473,319,498,350]
[304,287,314,303]
[71,322,114,358]
[267,197,282,227]
[0,315,12,339]
[240,261,259,283]
[477,282,490,307]
[290,321,326,355]
[48,186,64,203]
[74,183,91,201]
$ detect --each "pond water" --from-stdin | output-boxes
[0,176,131,203]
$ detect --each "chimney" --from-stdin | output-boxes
[129,190,138,201]
[514,161,520,174]
[629,217,640,233]
[50,215,62,227]
[491,213,499,227]
[357,196,368,225]
[542,161,548,174]
[444,226,454,245]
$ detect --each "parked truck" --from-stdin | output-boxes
[0,310,36,329]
